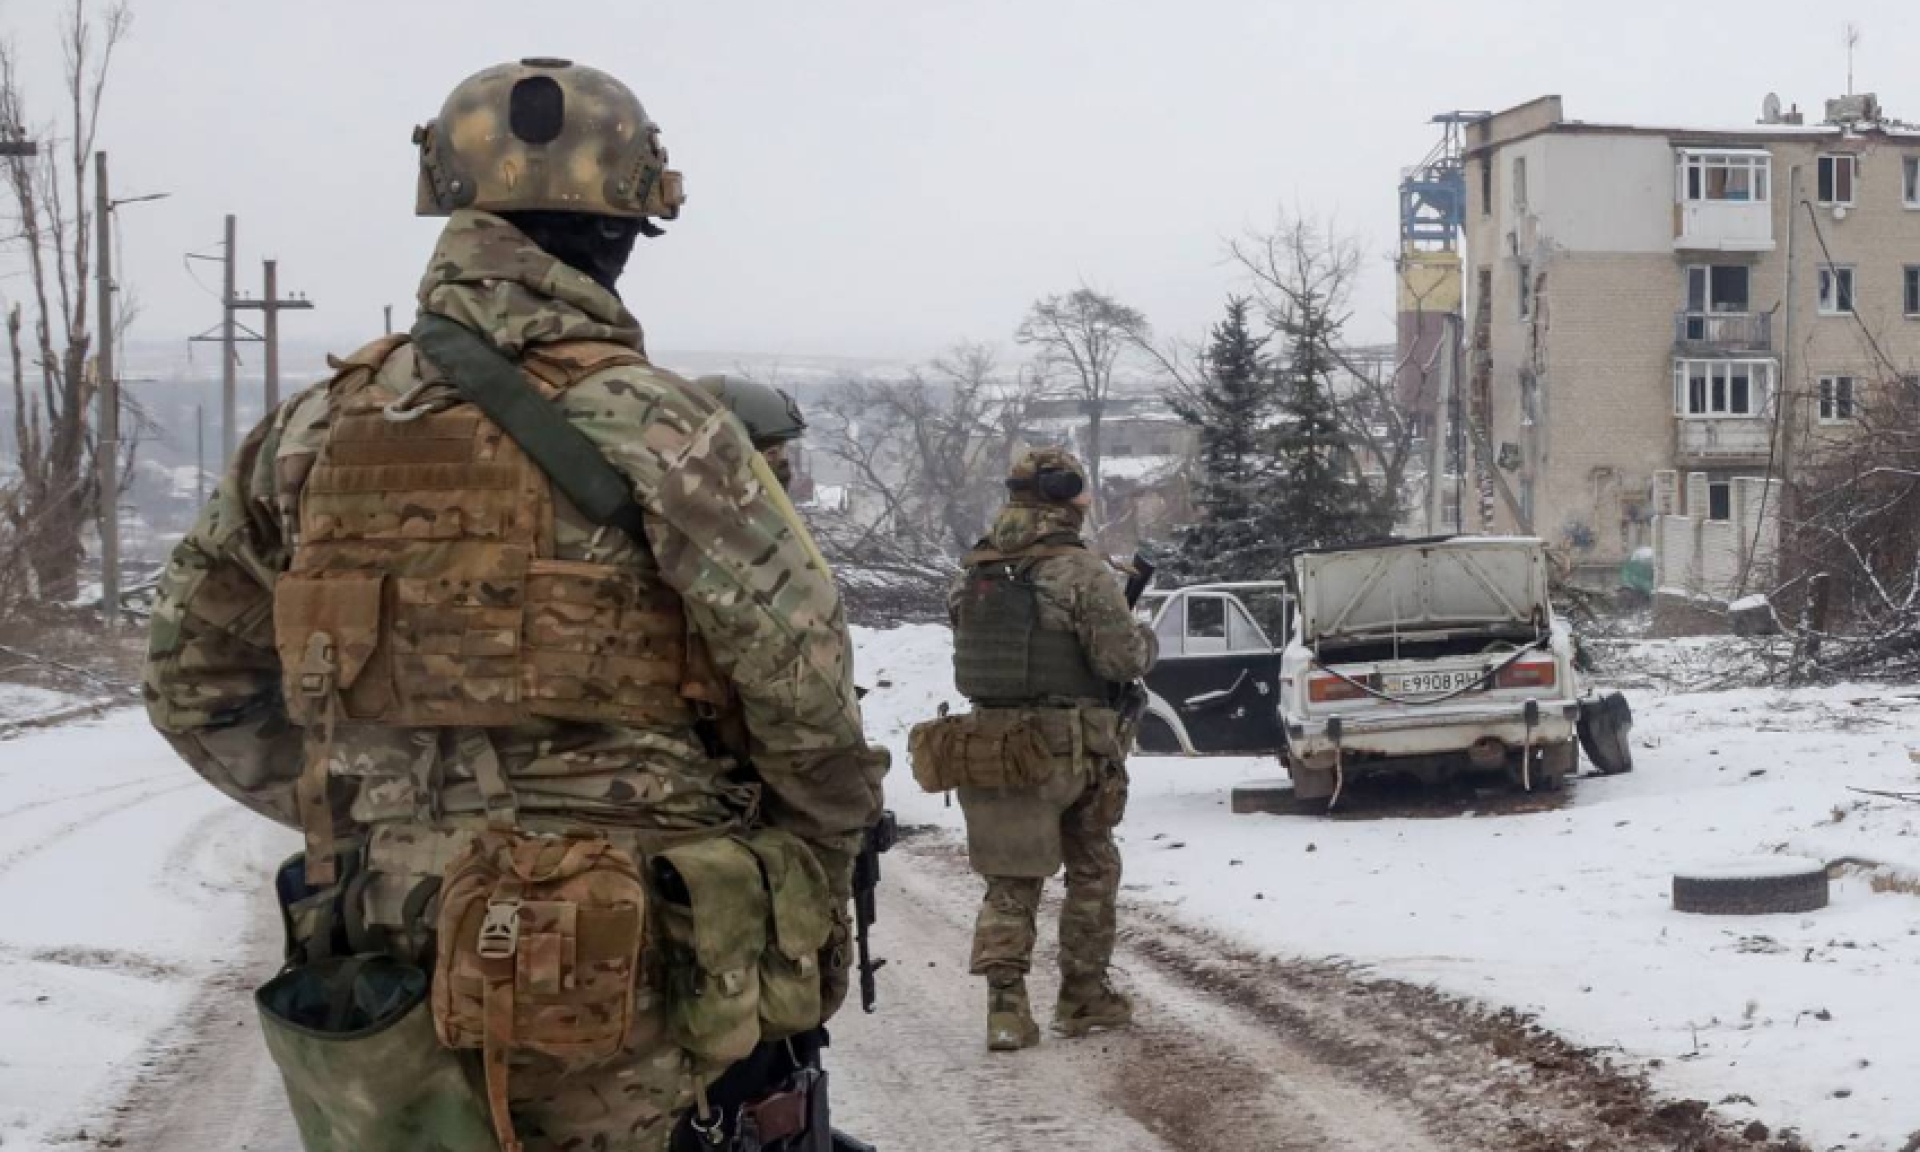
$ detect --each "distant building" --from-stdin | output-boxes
[1462,94,1920,592]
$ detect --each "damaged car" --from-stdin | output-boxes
[1279,536,1633,808]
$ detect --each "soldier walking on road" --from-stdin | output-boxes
[144,58,886,1152]
[918,448,1156,1051]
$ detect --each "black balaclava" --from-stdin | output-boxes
[499,210,643,296]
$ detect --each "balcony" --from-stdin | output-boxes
[1674,311,1772,353]
[1676,417,1773,466]
[1675,200,1774,252]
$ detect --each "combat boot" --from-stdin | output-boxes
[986,976,1040,1052]
[1053,977,1133,1038]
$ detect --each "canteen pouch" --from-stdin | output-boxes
[741,829,832,1039]
[433,832,647,1152]
[652,836,768,1067]
[256,955,498,1152]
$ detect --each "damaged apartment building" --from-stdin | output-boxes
[1462,93,1920,596]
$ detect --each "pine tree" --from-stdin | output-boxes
[1165,297,1291,583]
[1268,287,1392,555]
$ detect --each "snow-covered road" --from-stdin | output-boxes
[1,623,1917,1150]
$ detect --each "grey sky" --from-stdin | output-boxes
[6,0,1918,366]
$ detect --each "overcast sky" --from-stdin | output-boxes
[4,0,1918,367]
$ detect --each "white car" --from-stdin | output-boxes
[1278,536,1630,808]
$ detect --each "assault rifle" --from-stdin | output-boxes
[853,810,896,1014]
[1116,551,1156,732]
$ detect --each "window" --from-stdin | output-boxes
[1512,157,1528,211]
[1480,157,1492,216]
[1681,152,1771,202]
[1818,265,1856,314]
[1818,375,1856,423]
[1906,266,1920,317]
[1817,154,1856,205]
[1518,262,1533,319]
[1674,359,1771,416]
[1187,596,1226,640]
[1685,265,1751,313]
[1707,482,1732,522]
[1905,156,1920,207]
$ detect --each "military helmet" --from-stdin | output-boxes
[1005,446,1088,504]
[414,58,685,223]
[696,375,806,447]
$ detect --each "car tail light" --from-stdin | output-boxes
[1308,671,1371,703]
[1496,657,1557,690]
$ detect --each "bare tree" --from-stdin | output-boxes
[1229,211,1420,526]
[0,1,133,602]
[812,343,1042,619]
[1775,373,1920,682]
[1015,287,1151,512]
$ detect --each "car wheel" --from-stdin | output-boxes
[1673,858,1830,915]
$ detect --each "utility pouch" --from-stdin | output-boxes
[273,845,366,965]
[433,832,647,1152]
[652,836,768,1068]
[256,955,498,1152]
[742,829,832,1040]
[907,710,1056,793]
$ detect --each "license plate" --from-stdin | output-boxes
[1383,669,1483,696]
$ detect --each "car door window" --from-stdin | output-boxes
[1225,599,1270,652]
[1152,597,1185,657]
[1186,596,1229,654]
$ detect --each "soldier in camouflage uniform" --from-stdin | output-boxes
[144,58,885,1152]
[696,376,806,490]
[947,448,1156,1051]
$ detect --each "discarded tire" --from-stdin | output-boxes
[1672,857,1829,915]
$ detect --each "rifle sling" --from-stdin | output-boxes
[410,313,648,544]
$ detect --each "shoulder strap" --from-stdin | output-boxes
[962,544,1085,568]
[411,313,647,543]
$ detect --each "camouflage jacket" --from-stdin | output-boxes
[946,503,1157,698]
[145,209,886,867]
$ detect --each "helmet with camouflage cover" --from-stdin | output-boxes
[414,58,685,225]
[1005,446,1088,505]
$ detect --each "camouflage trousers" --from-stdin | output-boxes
[970,759,1129,983]
[506,1046,694,1152]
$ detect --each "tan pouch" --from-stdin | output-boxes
[273,571,393,723]
[433,832,646,1152]
[909,711,1055,793]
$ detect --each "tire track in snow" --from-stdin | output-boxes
[0,780,198,880]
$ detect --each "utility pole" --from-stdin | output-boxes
[94,151,119,631]
[190,218,313,463]
[233,259,313,411]
[219,215,236,464]
[384,304,394,336]
[195,405,206,503]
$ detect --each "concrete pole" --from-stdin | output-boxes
[1425,314,1455,535]
[94,151,119,631]
[263,259,280,411]
[221,214,237,466]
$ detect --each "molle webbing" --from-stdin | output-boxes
[275,334,700,731]
[953,559,1108,705]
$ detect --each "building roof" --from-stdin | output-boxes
[1467,95,1920,156]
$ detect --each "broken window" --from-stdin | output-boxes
[1512,156,1528,211]
[1674,359,1771,417]
[1817,265,1856,314]
[1906,266,1920,317]
[1817,154,1856,205]
[1906,156,1920,207]
[1480,157,1492,216]
[1680,152,1770,202]
[1707,482,1732,522]
[1518,262,1532,319]
[1818,375,1856,423]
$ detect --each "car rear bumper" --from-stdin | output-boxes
[1286,698,1581,760]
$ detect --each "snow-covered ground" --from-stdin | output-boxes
[856,624,1920,1152]
[2,627,1916,1150]
[0,711,290,1150]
